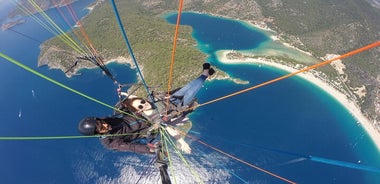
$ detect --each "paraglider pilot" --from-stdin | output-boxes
[78,116,158,154]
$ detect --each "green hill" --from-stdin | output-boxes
[39,0,380,125]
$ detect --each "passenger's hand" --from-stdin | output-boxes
[165,126,179,137]
[176,138,191,154]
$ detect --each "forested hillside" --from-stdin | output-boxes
[39,0,380,126]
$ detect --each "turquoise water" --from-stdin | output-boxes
[166,12,380,183]
[1,3,379,184]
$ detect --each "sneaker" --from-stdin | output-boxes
[208,68,215,76]
[203,63,211,70]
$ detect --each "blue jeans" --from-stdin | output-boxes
[171,75,207,106]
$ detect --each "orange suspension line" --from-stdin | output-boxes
[62,0,109,73]
[186,134,297,184]
[52,0,115,82]
[195,41,380,109]
[59,0,99,55]
[51,0,89,54]
[62,0,94,53]
[165,0,184,115]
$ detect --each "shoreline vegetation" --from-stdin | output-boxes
[217,49,380,152]
[34,1,379,152]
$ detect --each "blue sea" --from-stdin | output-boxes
[0,2,379,184]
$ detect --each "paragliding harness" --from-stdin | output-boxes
[150,87,198,121]
[113,85,196,184]
[155,145,171,184]
[114,84,198,123]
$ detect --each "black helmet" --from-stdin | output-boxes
[78,117,98,135]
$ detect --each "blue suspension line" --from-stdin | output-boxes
[109,0,154,101]
[309,156,380,173]
[194,134,380,174]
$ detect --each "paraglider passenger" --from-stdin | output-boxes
[125,63,215,120]
[122,63,215,154]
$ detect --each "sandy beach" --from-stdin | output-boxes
[216,50,380,152]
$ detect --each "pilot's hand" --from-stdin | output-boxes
[176,138,191,154]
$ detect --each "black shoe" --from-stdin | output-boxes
[203,63,211,70]
[208,68,215,76]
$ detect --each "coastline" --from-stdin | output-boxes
[216,50,380,152]
[67,56,134,78]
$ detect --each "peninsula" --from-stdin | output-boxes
[36,0,380,148]
[1,0,78,31]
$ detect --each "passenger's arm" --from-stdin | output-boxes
[165,126,191,154]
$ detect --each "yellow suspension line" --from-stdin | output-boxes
[0,52,143,121]
[50,0,95,55]
[21,0,86,54]
[14,2,57,36]
[160,128,177,184]
[0,132,145,141]
[15,1,83,54]
[161,127,203,184]
[159,128,177,184]
[28,0,86,53]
